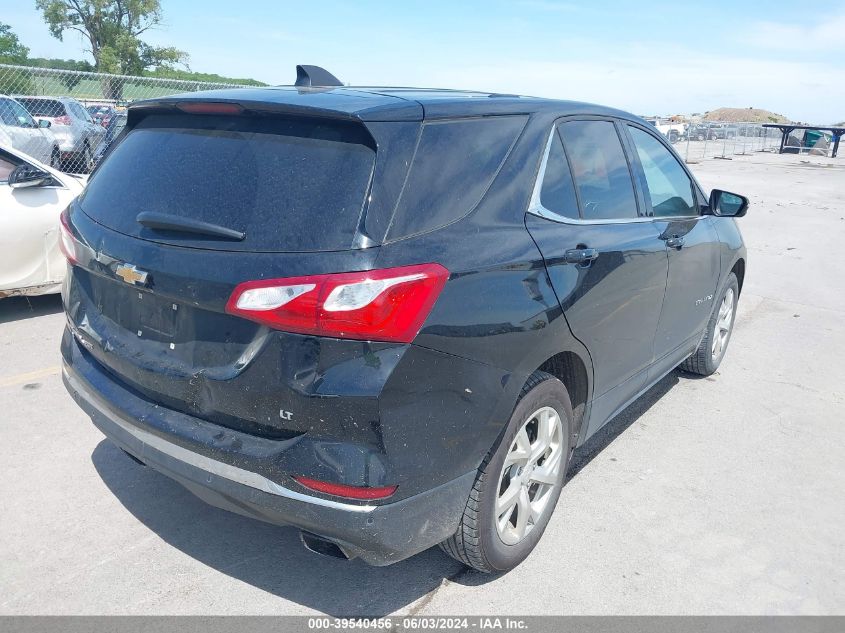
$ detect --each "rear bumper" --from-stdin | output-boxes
[63,359,475,566]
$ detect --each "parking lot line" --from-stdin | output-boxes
[0,365,61,388]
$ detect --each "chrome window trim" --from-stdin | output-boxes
[527,124,701,225]
[63,365,377,514]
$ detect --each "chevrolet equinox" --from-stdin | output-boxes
[61,66,747,572]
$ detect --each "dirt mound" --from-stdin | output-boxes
[703,108,791,123]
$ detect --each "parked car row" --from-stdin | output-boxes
[680,122,773,142]
[14,96,106,172]
[86,104,122,128]
[644,118,684,143]
[0,94,118,174]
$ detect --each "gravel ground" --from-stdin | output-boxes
[1,151,843,616]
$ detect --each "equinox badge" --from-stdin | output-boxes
[115,264,149,286]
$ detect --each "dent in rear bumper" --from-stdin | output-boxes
[63,361,476,565]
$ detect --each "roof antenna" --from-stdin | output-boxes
[295,65,343,87]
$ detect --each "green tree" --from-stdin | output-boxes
[0,22,30,63]
[26,57,95,91]
[0,22,36,94]
[144,67,267,87]
[34,0,188,99]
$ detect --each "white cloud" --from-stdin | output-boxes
[745,12,845,51]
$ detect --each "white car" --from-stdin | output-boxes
[0,95,60,168]
[0,143,85,298]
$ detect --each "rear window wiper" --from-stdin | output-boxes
[136,212,245,241]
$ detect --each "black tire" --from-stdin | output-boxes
[50,146,61,170]
[82,143,93,173]
[680,272,739,376]
[439,371,573,573]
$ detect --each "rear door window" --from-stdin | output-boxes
[79,113,377,252]
[69,102,87,121]
[559,120,638,221]
[18,99,65,118]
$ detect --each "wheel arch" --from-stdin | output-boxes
[533,350,591,444]
[731,257,746,295]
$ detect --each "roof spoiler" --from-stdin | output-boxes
[295,65,343,88]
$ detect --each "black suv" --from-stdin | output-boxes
[61,68,747,573]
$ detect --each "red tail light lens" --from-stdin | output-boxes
[226,263,449,343]
[59,209,79,264]
[294,476,397,500]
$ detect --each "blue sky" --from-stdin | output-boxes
[2,0,844,122]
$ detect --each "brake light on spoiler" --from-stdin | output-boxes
[225,263,449,343]
[176,102,244,115]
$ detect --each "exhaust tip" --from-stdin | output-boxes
[300,531,351,560]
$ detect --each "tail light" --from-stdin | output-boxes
[59,209,79,264]
[226,263,449,343]
[53,115,72,125]
[294,476,397,500]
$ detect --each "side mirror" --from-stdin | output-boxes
[8,164,52,189]
[709,189,748,217]
[38,119,51,129]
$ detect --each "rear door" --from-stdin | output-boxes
[7,99,50,163]
[525,117,668,435]
[72,101,104,146]
[0,98,26,150]
[623,123,720,373]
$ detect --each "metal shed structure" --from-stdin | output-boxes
[762,124,844,158]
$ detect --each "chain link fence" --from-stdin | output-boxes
[1,63,258,174]
[647,120,838,162]
[2,64,838,175]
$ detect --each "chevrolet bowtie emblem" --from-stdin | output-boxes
[115,264,149,286]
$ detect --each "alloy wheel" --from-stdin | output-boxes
[495,406,564,545]
[711,287,735,361]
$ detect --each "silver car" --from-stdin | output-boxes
[0,95,59,168]
[15,96,105,173]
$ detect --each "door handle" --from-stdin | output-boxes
[664,235,685,249]
[563,247,599,265]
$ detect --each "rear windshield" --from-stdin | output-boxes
[17,98,66,117]
[79,113,376,252]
